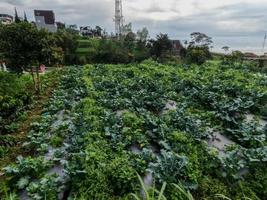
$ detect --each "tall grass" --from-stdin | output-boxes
[129,174,255,200]
[129,174,167,200]
[129,174,196,200]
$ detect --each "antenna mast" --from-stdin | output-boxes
[115,0,123,38]
[262,32,267,52]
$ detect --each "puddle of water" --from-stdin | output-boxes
[19,190,30,200]
[51,110,65,129]
[44,146,58,161]
[143,171,153,188]
[208,130,235,155]
[245,114,267,129]
[47,165,66,179]
[245,114,254,123]
[162,100,177,113]
[140,171,154,197]
[130,144,142,154]
[115,110,128,117]
[237,168,249,176]
[139,142,161,197]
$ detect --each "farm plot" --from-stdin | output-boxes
[69,61,266,199]
[1,67,87,199]
[1,61,267,200]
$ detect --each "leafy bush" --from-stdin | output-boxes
[186,47,211,65]
[151,151,189,184]
[27,174,63,200]
[70,134,137,198]
[4,156,52,190]
[0,72,33,134]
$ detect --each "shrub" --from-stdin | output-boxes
[186,47,211,65]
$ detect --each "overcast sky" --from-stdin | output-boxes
[1,0,267,53]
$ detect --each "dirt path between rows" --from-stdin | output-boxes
[0,72,60,181]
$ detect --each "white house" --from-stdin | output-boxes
[34,10,57,32]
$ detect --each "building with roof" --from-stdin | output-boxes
[56,21,66,30]
[34,10,57,32]
[0,14,13,25]
[171,40,183,56]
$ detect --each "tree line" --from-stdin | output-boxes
[0,21,214,93]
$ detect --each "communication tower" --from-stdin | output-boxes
[115,0,123,37]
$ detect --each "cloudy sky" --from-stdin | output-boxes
[1,0,267,53]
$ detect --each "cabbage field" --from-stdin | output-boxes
[1,61,267,200]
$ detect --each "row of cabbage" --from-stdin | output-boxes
[68,61,266,199]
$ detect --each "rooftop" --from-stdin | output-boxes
[0,14,13,19]
[34,10,55,24]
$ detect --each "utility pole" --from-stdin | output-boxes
[114,0,123,38]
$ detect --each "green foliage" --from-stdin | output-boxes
[4,156,51,180]
[0,146,8,158]
[55,29,79,65]
[70,132,137,198]
[197,176,229,199]
[1,61,266,200]
[130,174,167,200]
[151,151,189,184]
[0,22,59,73]
[27,174,63,200]
[149,34,172,60]
[186,46,211,65]
[1,67,87,199]
[260,104,267,118]
[50,135,64,147]
[185,32,213,65]
[0,72,33,134]
[189,32,213,48]
[74,35,153,64]
[77,62,266,199]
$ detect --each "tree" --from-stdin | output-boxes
[221,46,231,64]
[24,11,28,22]
[186,47,210,65]
[189,32,213,48]
[122,23,132,36]
[231,50,243,63]
[222,46,230,53]
[14,7,21,23]
[0,22,58,93]
[124,32,136,50]
[223,50,244,65]
[186,32,213,65]
[95,26,103,37]
[137,27,149,43]
[95,39,129,64]
[55,29,78,64]
[149,33,172,60]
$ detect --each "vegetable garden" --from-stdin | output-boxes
[0,61,266,199]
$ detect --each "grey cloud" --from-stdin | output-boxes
[130,4,168,13]
[5,0,27,6]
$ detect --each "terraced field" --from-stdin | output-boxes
[1,61,266,199]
